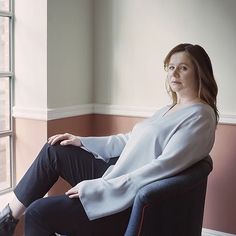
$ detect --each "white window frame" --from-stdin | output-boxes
[0,0,14,194]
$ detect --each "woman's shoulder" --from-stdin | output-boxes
[188,103,215,116]
[184,103,216,126]
[150,103,215,122]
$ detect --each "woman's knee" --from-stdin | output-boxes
[25,197,57,226]
[25,198,46,220]
[37,143,65,166]
[25,199,54,235]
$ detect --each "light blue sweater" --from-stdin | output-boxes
[79,103,216,220]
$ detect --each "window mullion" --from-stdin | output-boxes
[0,72,13,77]
[0,131,12,137]
[0,11,12,17]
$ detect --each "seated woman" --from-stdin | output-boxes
[0,43,218,236]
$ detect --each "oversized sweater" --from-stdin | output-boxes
[78,103,216,220]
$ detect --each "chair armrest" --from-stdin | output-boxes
[137,156,212,204]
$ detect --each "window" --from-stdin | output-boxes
[0,0,14,193]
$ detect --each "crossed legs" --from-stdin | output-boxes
[2,143,118,235]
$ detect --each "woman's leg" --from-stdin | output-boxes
[25,195,132,236]
[24,195,90,236]
[1,142,117,235]
[14,143,117,208]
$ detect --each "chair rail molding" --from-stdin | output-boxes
[94,104,236,125]
[12,104,94,121]
[13,103,236,125]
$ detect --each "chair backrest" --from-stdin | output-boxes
[125,156,213,236]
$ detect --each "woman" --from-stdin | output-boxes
[0,43,218,236]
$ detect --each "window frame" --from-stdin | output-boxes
[0,0,14,194]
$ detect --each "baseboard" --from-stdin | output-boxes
[13,103,236,124]
[202,228,236,236]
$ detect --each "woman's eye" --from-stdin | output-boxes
[179,66,187,71]
[168,65,175,71]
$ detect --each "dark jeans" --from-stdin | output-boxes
[14,143,131,236]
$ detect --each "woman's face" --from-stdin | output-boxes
[166,51,199,100]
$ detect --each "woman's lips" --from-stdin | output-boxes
[171,81,181,84]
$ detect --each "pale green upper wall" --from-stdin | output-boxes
[15,0,48,110]
[94,0,236,115]
[14,0,93,113]
[47,0,93,108]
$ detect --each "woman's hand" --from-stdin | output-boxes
[65,184,80,199]
[48,133,82,146]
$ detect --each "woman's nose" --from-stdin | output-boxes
[172,68,179,77]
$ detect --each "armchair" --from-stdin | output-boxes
[124,156,213,236]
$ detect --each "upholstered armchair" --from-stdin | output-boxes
[124,156,213,236]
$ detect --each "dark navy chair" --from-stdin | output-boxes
[124,156,213,236]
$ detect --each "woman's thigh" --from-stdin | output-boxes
[14,143,118,207]
[47,144,118,186]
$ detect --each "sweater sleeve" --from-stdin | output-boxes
[79,133,131,161]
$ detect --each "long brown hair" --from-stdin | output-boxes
[164,43,219,123]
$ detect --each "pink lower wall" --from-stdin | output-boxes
[13,118,48,236]
[92,114,142,135]
[14,118,48,182]
[13,114,236,235]
[204,124,236,234]
[47,114,94,137]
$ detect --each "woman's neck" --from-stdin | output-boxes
[176,96,202,105]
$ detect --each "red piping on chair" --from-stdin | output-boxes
[137,204,150,236]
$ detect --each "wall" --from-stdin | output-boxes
[14,0,47,117]
[94,0,236,116]
[204,124,236,234]
[14,0,94,120]
[47,0,94,108]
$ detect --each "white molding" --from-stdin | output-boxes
[12,106,48,120]
[12,104,236,124]
[94,104,236,125]
[12,104,94,121]
[219,114,236,125]
[47,104,94,120]
[93,104,157,118]
[202,228,236,236]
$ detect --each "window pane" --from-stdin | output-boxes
[0,136,11,191]
[0,16,9,72]
[0,77,10,131]
[0,0,9,11]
